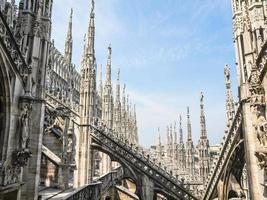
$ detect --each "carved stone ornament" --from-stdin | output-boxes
[44,106,71,133]
[1,149,32,185]
[249,62,267,148]
[255,151,267,169]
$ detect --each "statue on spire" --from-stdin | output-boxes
[224,64,230,84]
[117,68,120,82]
[70,8,73,19]
[108,44,112,56]
[200,92,204,105]
[91,0,95,14]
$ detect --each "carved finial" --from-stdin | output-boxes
[186,106,192,142]
[200,92,207,139]
[105,45,112,83]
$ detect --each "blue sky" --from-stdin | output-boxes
[50,0,237,147]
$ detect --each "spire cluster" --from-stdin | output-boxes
[152,93,210,182]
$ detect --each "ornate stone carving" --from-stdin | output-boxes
[249,62,267,148]
[255,151,267,169]
[44,106,71,133]
[0,10,30,85]
[2,149,32,185]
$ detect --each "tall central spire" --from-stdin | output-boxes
[200,92,207,139]
[86,0,95,56]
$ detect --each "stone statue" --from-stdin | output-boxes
[256,115,267,147]
[200,92,204,103]
[224,65,230,83]
[20,103,31,149]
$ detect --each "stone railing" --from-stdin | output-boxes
[63,167,123,200]
[202,105,242,200]
[89,120,198,200]
[0,10,30,85]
